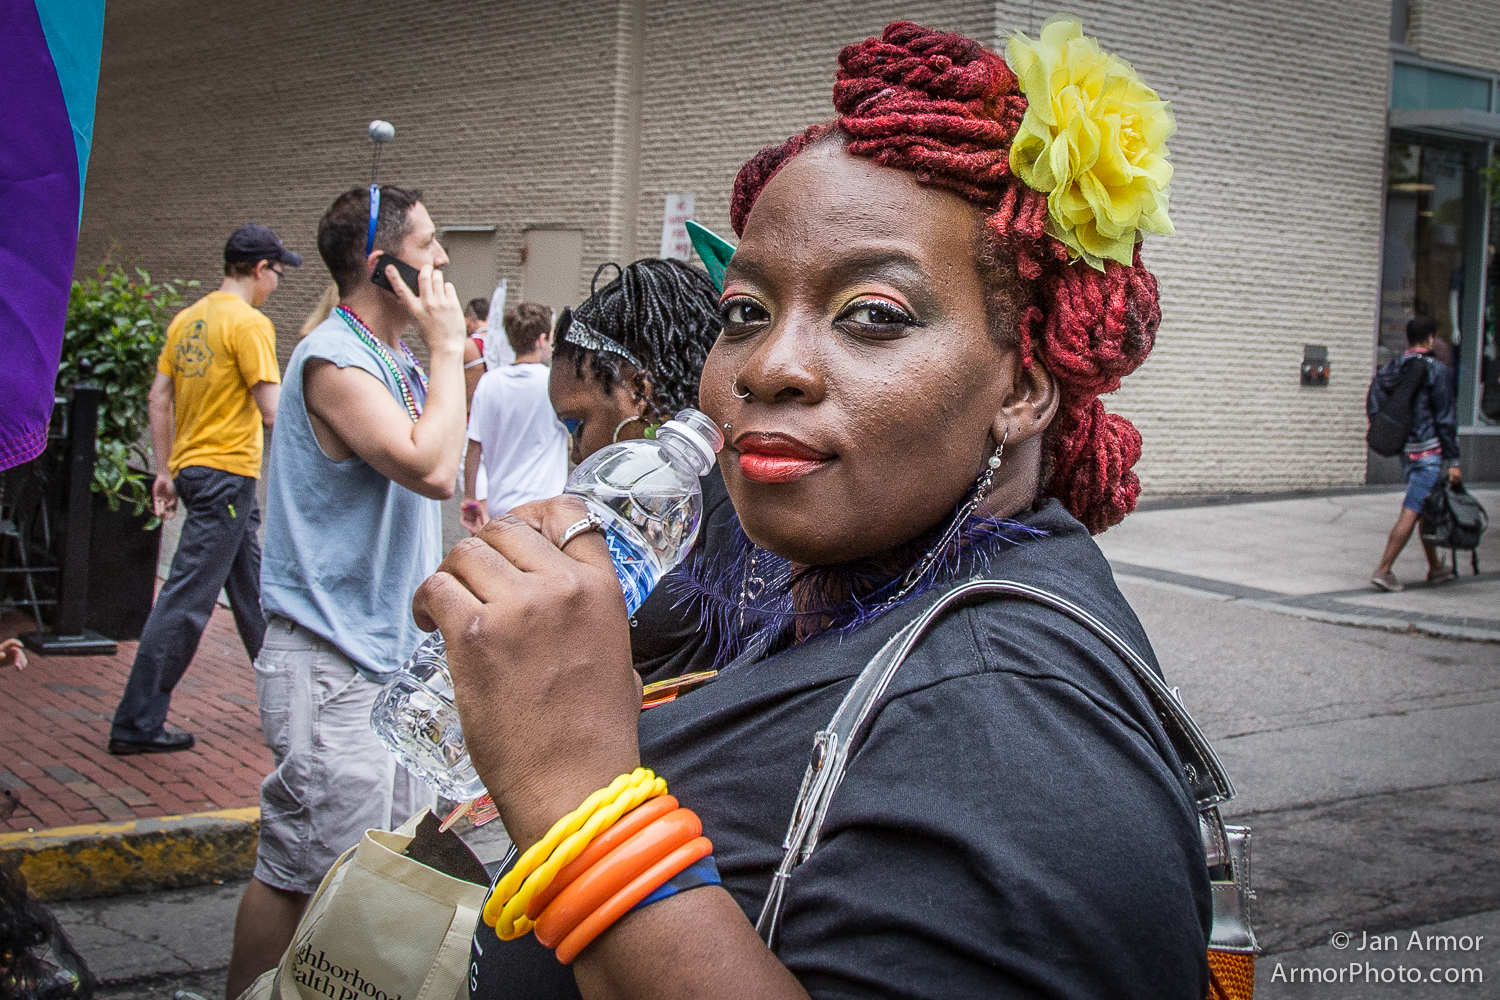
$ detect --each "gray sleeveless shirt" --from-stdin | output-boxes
[260,314,442,681]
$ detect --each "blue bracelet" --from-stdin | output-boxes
[629,853,721,912]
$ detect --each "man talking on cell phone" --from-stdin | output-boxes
[226,185,467,996]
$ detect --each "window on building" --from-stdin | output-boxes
[1391,64,1493,113]
[1381,57,1499,445]
[1483,178,1499,424]
[1380,139,1470,366]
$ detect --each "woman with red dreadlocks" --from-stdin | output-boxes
[417,19,1244,1000]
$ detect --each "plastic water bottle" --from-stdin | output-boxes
[371,408,724,800]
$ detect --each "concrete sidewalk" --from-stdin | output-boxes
[1099,485,1500,641]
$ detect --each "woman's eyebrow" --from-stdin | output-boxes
[823,249,930,286]
[724,248,930,287]
[722,253,765,286]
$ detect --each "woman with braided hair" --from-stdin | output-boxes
[550,257,736,680]
[551,258,720,463]
[422,19,1218,1000]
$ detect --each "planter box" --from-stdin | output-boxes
[82,492,162,640]
[34,436,162,641]
[40,485,162,641]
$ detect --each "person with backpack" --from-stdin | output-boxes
[1368,316,1462,591]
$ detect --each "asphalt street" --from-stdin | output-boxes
[1121,580,1500,973]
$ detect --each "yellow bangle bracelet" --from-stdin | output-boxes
[495,773,667,939]
[483,771,640,928]
[481,768,668,937]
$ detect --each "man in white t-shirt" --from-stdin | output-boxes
[461,302,569,531]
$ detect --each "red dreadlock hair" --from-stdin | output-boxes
[729,21,1159,534]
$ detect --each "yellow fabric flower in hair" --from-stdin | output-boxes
[1007,17,1175,270]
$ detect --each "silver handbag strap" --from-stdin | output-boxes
[755,578,1237,950]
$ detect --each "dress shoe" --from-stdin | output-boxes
[107,727,195,755]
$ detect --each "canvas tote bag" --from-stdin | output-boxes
[238,809,485,1000]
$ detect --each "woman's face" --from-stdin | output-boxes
[701,142,1028,566]
[549,358,648,464]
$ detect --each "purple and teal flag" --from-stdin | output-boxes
[1,0,105,470]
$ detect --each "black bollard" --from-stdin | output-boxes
[21,360,118,655]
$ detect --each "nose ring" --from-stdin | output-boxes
[731,379,752,400]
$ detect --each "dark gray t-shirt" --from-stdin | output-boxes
[470,500,1212,998]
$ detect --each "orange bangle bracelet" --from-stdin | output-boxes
[554,835,713,965]
[526,795,680,920]
[533,808,701,948]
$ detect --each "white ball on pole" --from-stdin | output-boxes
[368,119,395,144]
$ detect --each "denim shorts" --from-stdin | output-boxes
[253,616,433,893]
[1401,453,1443,513]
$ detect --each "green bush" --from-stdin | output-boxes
[58,255,198,527]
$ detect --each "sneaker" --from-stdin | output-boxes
[1427,566,1458,585]
[1371,571,1404,592]
[107,727,195,755]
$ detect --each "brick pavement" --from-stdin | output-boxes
[0,608,269,833]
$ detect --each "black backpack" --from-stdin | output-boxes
[1367,356,1427,457]
[1421,480,1489,573]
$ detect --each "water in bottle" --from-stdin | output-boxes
[370,408,724,799]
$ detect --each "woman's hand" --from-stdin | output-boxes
[412,495,641,850]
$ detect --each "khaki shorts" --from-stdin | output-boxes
[253,616,433,893]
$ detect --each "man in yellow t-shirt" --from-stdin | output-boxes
[109,225,300,755]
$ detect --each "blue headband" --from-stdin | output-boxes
[365,184,381,256]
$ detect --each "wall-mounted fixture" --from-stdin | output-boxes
[1301,345,1330,386]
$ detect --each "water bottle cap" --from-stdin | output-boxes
[660,408,723,473]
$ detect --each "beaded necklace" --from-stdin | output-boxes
[335,305,428,422]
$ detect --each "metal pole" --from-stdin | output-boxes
[55,372,99,634]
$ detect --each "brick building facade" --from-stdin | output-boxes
[75,0,1500,494]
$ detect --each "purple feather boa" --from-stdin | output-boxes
[663,496,1047,667]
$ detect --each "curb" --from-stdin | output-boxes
[0,806,259,901]
[1112,564,1500,644]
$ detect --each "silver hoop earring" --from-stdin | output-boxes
[612,415,645,442]
[731,380,752,400]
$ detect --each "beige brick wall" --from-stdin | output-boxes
[1408,0,1500,72]
[78,0,631,365]
[79,0,1475,496]
[1023,0,1395,495]
[626,0,994,258]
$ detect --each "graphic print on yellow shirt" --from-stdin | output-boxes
[175,321,213,378]
[157,291,281,478]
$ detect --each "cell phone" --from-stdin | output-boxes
[370,252,422,296]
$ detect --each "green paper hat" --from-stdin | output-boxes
[686,220,735,292]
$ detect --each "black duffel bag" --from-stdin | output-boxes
[1421,480,1489,574]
